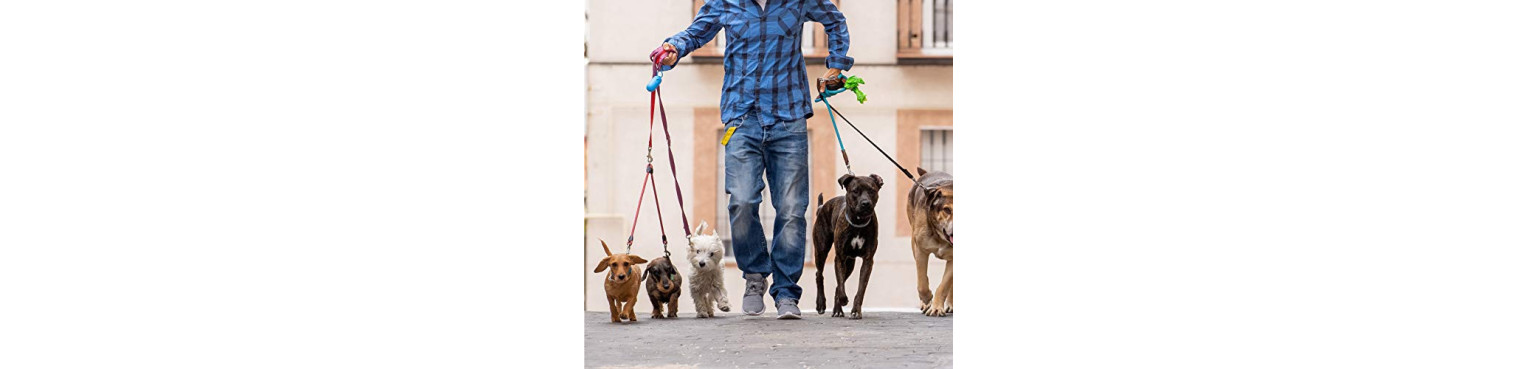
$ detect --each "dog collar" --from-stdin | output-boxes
[844,210,872,228]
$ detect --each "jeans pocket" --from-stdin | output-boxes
[781,119,807,134]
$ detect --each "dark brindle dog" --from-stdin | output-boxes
[813,173,883,319]
[642,256,682,319]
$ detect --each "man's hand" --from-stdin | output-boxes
[818,69,845,91]
[657,43,678,66]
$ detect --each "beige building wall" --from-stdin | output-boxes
[586,0,952,313]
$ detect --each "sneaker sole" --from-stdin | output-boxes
[777,312,801,319]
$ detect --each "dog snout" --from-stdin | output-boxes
[698,261,707,268]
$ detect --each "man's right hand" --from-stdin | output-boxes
[657,43,678,66]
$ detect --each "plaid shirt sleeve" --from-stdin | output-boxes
[803,0,853,71]
[661,0,725,72]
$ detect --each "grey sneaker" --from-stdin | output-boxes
[776,298,801,319]
[742,273,767,316]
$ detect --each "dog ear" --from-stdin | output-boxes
[838,174,854,189]
[869,174,883,189]
[594,256,610,273]
[917,167,928,176]
[627,254,648,265]
[694,221,708,236]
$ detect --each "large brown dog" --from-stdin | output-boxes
[908,168,953,317]
[594,239,647,323]
[813,173,883,319]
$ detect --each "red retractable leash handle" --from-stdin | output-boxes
[646,45,673,91]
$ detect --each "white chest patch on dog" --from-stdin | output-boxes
[851,236,865,250]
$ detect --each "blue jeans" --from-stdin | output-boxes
[724,112,809,302]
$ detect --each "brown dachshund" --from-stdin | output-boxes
[594,239,647,323]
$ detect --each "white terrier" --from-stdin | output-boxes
[686,222,732,317]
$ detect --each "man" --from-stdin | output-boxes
[657,0,852,319]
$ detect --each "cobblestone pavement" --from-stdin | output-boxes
[585,310,952,369]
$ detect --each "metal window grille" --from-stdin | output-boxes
[920,128,953,174]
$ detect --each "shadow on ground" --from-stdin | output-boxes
[585,311,952,369]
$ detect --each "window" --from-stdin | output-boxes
[715,129,816,258]
[897,0,954,60]
[920,128,954,174]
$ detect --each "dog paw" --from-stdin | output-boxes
[831,309,844,317]
[850,311,862,320]
[945,306,952,314]
[718,304,731,312]
[923,304,948,317]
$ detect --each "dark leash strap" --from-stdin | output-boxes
[654,85,692,243]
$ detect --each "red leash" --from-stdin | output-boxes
[625,49,692,257]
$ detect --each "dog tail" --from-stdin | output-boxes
[817,193,824,207]
[599,239,613,256]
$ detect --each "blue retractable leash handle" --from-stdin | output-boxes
[815,74,865,103]
[814,85,846,102]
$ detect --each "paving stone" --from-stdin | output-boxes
[586,311,952,368]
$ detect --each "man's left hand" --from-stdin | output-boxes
[819,69,844,91]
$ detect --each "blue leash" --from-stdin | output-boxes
[818,74,854,175]
[820,89,853,175]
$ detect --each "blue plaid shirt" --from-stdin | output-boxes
[663,0,853,125]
